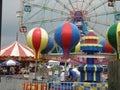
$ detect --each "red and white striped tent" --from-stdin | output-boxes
[0,41,34,60]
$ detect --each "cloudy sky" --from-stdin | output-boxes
[1,0,22,47]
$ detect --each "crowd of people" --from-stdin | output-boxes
[0,63,108,85]
[0,67,16,75]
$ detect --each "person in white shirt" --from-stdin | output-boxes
[60,70,65,82]
[47,66,53,76]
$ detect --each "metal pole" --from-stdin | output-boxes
[34,60,38,80]
[0,0,2,83]
[64,58,68,81]
[0,0,2,50]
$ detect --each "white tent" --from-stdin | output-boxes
[48,60,60,67]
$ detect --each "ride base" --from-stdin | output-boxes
[51,82,108,90]
[72,82,108,90]
[23,81,108,90]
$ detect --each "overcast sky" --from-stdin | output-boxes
[1,0,22,47]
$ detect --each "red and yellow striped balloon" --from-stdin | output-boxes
[26,27,49,60]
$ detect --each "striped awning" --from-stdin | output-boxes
[0,41,34,57]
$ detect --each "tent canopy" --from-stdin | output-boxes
[0,41,34,57]
[1,59,20,66]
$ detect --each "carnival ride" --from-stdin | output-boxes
[15,0,120,61]
[108,0,120,7]
[0,40,34,61]
[17,0,120,39]
[1,1,120,90]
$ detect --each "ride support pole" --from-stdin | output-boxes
[0,0,2,83]
[34,60,38,80]
[64,58,68,81]
[0,0,2,50]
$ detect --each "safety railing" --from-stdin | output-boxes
[0,75,108,90]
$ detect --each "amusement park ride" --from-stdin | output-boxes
[16,0,120,61]
[108,0,120,7]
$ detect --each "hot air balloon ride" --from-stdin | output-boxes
[54,21,80,59]
[41,36,54,61]
[26,27,49,60]
[106,22,120,59]
[99,38,114,53]
[26,27,49,78]
[41,36,54,54]
[54,21,80,75]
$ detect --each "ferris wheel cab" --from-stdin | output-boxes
[108,1,115,7]
[20,26,27,33]
[108,0,120,7]
[24,5,31,13]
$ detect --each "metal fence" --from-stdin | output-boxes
[0,75,108,90]
[0,75,28,90]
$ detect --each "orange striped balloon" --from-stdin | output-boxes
[26,27,49,60]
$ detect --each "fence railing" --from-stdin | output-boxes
[0,75,108,90]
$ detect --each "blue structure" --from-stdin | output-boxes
[78,30,103,82]
[72,11,88,35]
[41,36,54,54]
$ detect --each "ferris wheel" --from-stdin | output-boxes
[17,0,120,44]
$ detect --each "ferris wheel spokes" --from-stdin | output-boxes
[87,0,108,14]
[83,0,93,11]
[22,16,70,25]
[87,22,105,37]
[68,0,76,11]
[55,0,71,11]
[24,1,70,15]
[87,18,111,26]
[87,9,120,18]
